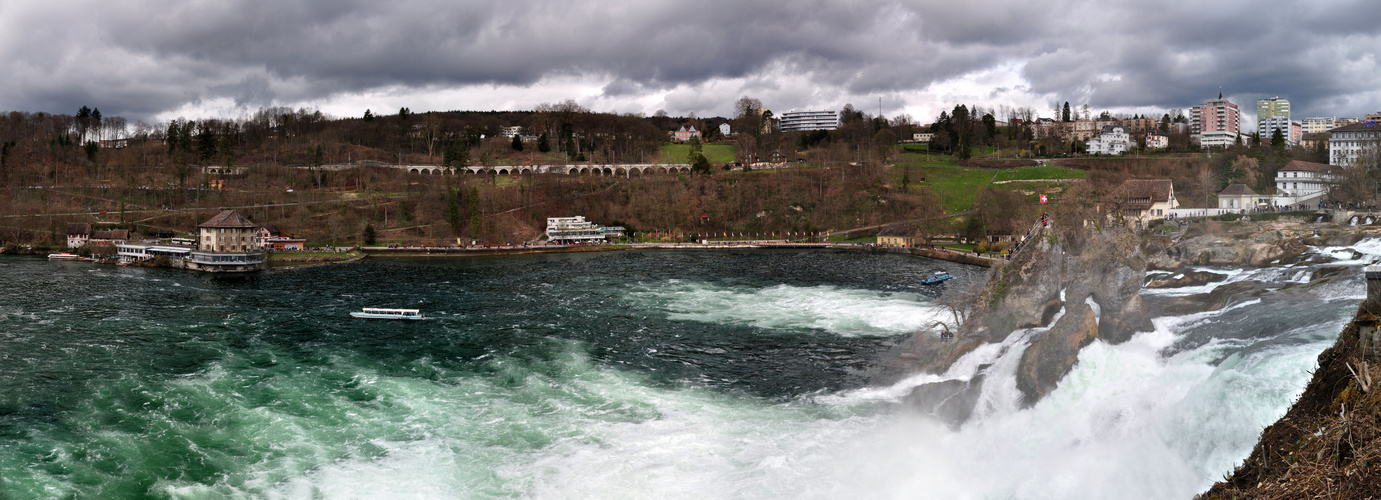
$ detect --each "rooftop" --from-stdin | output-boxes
[199,209,258,229]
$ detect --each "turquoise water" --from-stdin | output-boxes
[0,248,1360,498]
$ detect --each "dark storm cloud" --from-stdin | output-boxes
[0,0,1377,121]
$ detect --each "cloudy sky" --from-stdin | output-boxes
[3,0,1379,129]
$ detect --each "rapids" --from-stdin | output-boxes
[0,243,1370,498]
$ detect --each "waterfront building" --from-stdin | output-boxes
[1328,122,1381,167]
[1274,160,1342,209]
[116,243,191,263]
[545,216,625,243]
[876,224,917,247]
[1191,94,1241,149]
[1085,126,1130,155]
[1301,116,1336,134]
[66,223,92,248]
[188,209,267,272]
[778,111,839,132]
[1256,96,1292,144]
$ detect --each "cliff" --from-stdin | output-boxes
[1201,303,1381,498]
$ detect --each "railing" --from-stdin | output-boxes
[189,251,266,265]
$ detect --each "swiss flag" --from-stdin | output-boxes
[1039,194,1048,204]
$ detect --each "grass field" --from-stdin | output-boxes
[992,165,1087,182]
[894,161,1085,214]
[659,143,737,164]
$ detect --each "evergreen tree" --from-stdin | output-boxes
[1062,102,1071,122]
[468,186,480,235]
[447,187,460,231]
[398,107,411,121]
[195,122,217,162]
[363,109,374,122]
[363,223,377,245]
[1270,127,1286,149]
[511,134,523,151]
[444,141,469,168]
[537,133,551,153]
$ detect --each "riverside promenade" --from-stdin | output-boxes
[358,240,1001,267]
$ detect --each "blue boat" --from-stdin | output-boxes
[350,308,425,320]
[921,271,953,285]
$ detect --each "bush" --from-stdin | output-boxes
[975,240,990,253]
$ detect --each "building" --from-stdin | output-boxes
[1145,133,1168,149]
[1301,116,1336,134]
[66,223,93,248]
[1112,179,1178,229]
[1300,132,1330,151]
[673,125,702,142]
[501,126,523,139]
[545,216,625,244]
[1085,126,1131,155]
[1217,184,1261,210]
[1291,121,1303,145]
[1329,122,1381,167]
[1274,160,1342,209]
[188,209,267,272]
[719,123,732,137]
[1257,96,1292,144]
[1191,94,1241,148]
[913,132,934,143]
[876,224,917,247]
[89,229,128,247]
[778,111,839,132]
[116,244,191,263]
[258,226,305,250]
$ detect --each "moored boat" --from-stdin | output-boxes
[350,308,424,320]
[47,253,80,260]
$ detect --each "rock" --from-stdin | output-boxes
[1016,302,1099,407]
[1098,293,1153,344]
[1146,270,1229,289]
[1310,266,1347,284]
[1160,281,1266,315]
[905,371,987,426]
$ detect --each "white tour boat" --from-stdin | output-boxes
[350,308,425,320]
[47,253,81,260]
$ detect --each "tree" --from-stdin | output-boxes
[1062,102,1071,122]
[511,134,524,151]
[363,223,377,245]
[444,140,469,169]
[195,122,218,162]
[690,153,712,175]
[363,109,374,122]
[537,132,551,153]
[398,107,411,121]
[872,128,897,161]
[1270,127,1285,150]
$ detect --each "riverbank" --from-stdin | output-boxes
[358,242,1000,267]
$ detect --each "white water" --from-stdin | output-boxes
[628,280,951,336]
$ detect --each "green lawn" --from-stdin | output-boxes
[659,143,737,164]
[992,165,1087,182]
[894,162,994,213]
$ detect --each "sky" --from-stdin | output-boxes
[2,0,1379,130]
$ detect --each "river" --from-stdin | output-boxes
[0,244,1368,498]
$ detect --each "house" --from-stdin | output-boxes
[1086,125,1130,155]
[913,132,934,143]
[673,125,702,142]
[187,209,267,272]
[501,126,523,139]
[719,123,732,137]
[876,224,917,247]
[1112,179,1178,229]
[66,223,93,248]
[1218,184,1260,210]
[1328,121,1381,167]
[1145,133,1168,149]
[1274,160,1342,209]
[257,225,306,251]
[89,229,128,247]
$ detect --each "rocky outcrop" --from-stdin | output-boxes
[1151,231,1309,269]
[888,224,1154,416]
[1145,270,1228,289]
[1016,302,1099,406]
[904,371,988,426]
[1158,281,1267,316]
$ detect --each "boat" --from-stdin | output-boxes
[47,253,80,260]
[921,271,953,285]
[350,308,425,320]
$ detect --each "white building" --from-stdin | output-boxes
[1145,133,1168,149]
[778,111,839,132]
[1301,116,1337,134]
[545,216,625,243]
[1329,122,1381,167]
[719,123,731,137]
[1085,125,1130,155]
[913,132,934,143]
[1274,160,1341,209]
[1113,179,1179,229]
[501,126,523,139]
[1217,184,1262,210]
